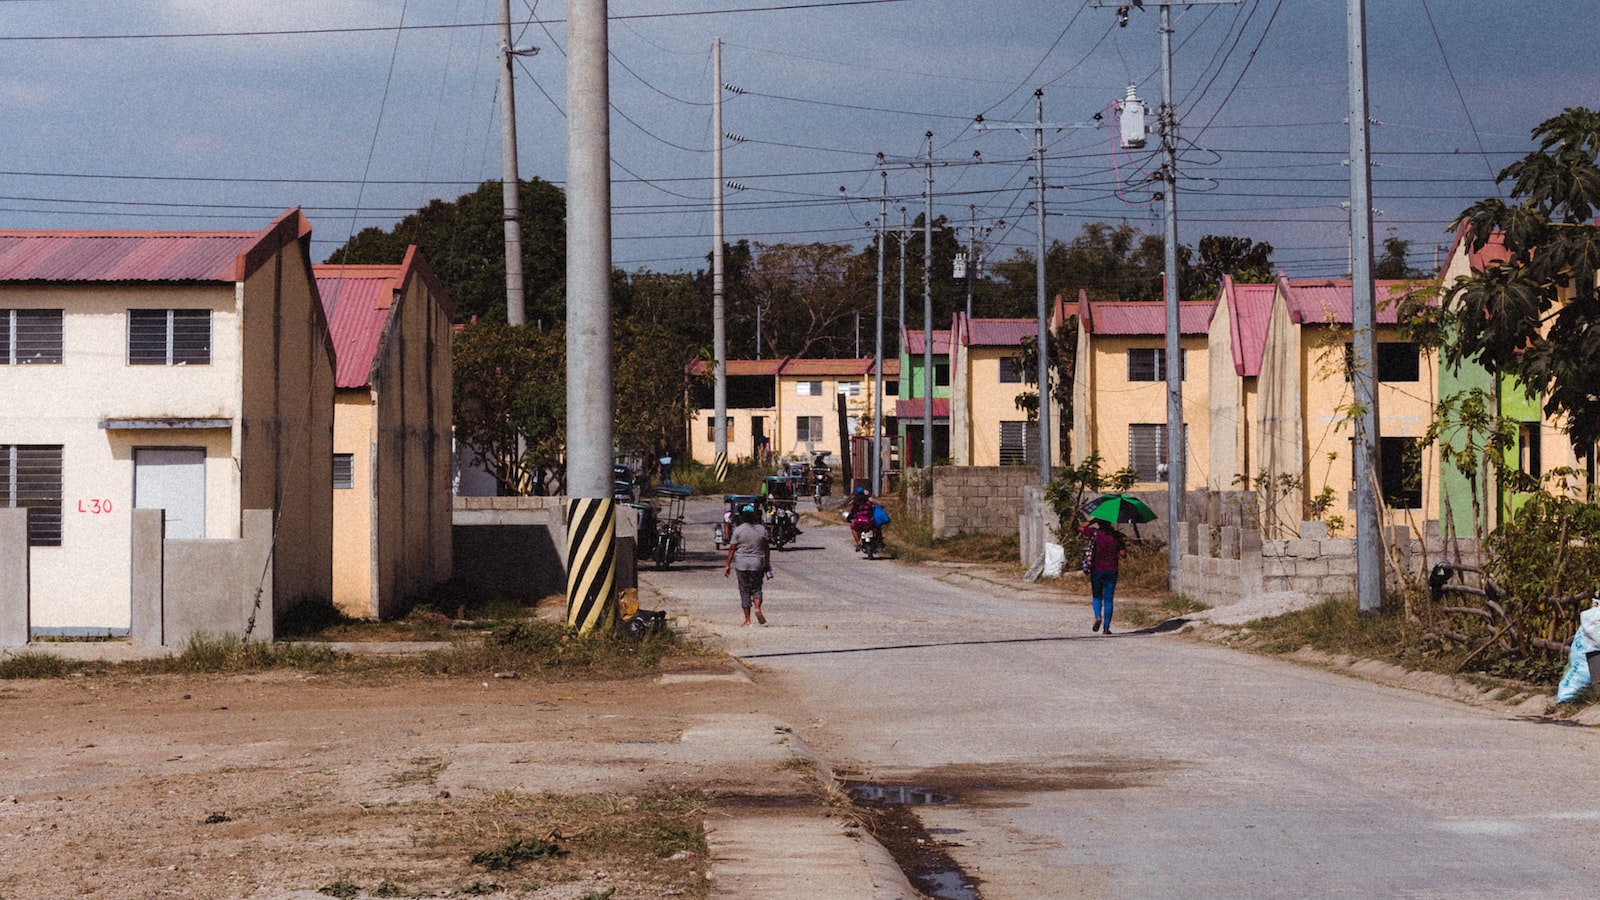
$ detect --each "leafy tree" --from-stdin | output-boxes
[738,242,875,359]
[1185,234,1275,296]
[1451,107,1600,459]
[613,319,712,463]
[452,322,566,495]
[328,179,567,325]
[1374,237,1427,279]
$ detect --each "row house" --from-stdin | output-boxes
[896,325,951,464]
[687,357,897,467]
[948,315,1064,468]
[315,250,454,620]
[0,211,335,640]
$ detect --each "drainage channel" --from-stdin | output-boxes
[844,781,980,900]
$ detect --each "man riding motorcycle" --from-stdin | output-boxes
[845,487,880,553]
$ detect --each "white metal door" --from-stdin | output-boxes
[134,448,206,540]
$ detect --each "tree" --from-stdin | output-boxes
[1011,319,1078,459]
[452,323,566,495]
[1452,107,1600,458]
[328,179,567,325]
[1185,234,1274,296]
[1374,237,1427,279]
[739,242,875,359]
[613,319,711,463]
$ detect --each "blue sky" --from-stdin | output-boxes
[0,1,1592,283]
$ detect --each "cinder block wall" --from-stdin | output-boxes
[928,466,1041,538]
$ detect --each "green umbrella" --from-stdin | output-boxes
[1086,494,1157,525]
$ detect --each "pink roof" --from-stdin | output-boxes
[894,397,949,419]
[1213,277,1276,378]
[1078,299,1215,336]
[961,317,1037,347]
[688,356,899,378]
[1278,277,1411,326]
[316,265,399,389]
[1445,221,1511,273]
[0,210,310,283]
[902,327,952,355]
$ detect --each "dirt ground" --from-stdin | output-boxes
[0,656,817,899]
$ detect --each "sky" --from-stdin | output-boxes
[0,0,1595,287]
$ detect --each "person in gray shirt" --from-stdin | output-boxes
[723,503,772,625]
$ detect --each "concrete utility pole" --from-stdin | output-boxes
[922,133,934,472]
[497,0,538,326]
[977,91,1087,486]
[966,204,977,322]
[874,172,887,494]
[1348,0,1382,613]
[564,0,616,635]
[712,38,728,483]
[1097,0,1237,591]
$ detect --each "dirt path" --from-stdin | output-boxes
[0,657,813,899]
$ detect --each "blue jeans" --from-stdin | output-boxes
[1090,571,1119,626]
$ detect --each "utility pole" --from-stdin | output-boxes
[899,207,908,360]
[965,204,977,322]
[977,91,1088,487]
[711,38,728,484]
[874,172,888,495]
[1348,0,1382,613]
[564,0,616,634]
[1097,0,1237,591]
[496,0,538,326]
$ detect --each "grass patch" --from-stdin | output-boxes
[470,836,569,870]
[0,651,80,679]
[878,498,1020,567]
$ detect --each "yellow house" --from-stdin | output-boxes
[315,248,454,620]
[1071,290,1215,488]
[688,357,895,466]
[1257,276,1438,537]
[1205,276,1277,491]
[949,314,1057,467]
[0,210,334,636]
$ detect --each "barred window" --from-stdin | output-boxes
[2,309,64,365]
[795,416,823,443]
[333,454,355,490]
[129,309,210,365]
[0,444,64,546]
[999,357,1025,383]
[795,380,823,396]
[837,380,861,396]
[1128,348,1185,382]
[705,417,736,443]
[1129,423,1187,483]
[999,421,1038,466]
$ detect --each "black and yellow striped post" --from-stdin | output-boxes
[566,497,617,634]
[714,450,729,484]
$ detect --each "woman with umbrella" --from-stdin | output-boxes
[1079,494,1151,634]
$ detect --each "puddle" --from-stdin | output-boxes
[845,781,979,899]
[921,868,980,900]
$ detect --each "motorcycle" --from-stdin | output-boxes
[856,525,883,559]
[762,475,802,550]
[809,452,833,510]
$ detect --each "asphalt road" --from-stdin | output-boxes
[643,497,1600,899]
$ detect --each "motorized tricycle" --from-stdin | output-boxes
[645,483,692,568]
[761,475,802,550]
[714,493,766,550]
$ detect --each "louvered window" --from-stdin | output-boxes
[1,309,63,365]
[0,444,64,546]
[1129,423,1189,483]
[999,421,1038,466]
[333,454,355,490]
[128,309,211,365]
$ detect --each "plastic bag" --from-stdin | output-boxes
[1042,542,1064,578]
[1581,603,1600,654]
[1556,629,1592,703]
[872,503,891,527]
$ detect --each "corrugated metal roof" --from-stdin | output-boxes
[894,397,948,419]
[1217,279,1276,378]
[0,231,258,282]
[964,318,1036,347]
[781,358,874,377]
[1281,279,1410,325]
[687,358,784,377]
[902,328,952,355]
[1083,300,1215,336]
[316,265,399,389]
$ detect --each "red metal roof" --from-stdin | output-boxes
[962,317,1037,347]
[894,397,949,419]
[688,356,899,378]
[316,264,399,389]
[1080,300,1215,336]
[1213,277,1276,378]
[686,358,784,377]
[902,327,952,355]
[1279,278,1411,325]
[0,210,309,283]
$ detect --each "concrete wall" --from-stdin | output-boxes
[0,508,27,646]
[128,507,276,646]
[451,496,637,602]
[924,466,1042,539]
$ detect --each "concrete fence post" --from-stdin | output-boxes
[0,508,28,647]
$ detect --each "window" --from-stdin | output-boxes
[998,357,1024,383]
[0,444,64,546]
[333,454,355,490]
[1128,348,1185,382]
[999,421,1038,465]
[837,380,861,396]
[1376,342,1420,382]
[795,380,823,396]
[795,416,823,444]
[1129,424,1187,483]
[128,309,210,365]
[935,363,950,387]
[705,417,736,443]
[1,309,63,365]
[1379,436,1422,509]
[1518,422,1541,482]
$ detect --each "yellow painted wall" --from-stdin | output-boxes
[688,370,888,466]
[1073,334,1209,488]
[962,347,1033,467]
[331,393,374,617]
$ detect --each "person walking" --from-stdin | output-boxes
[1080,518,1127,634]
[723,503,772,626]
